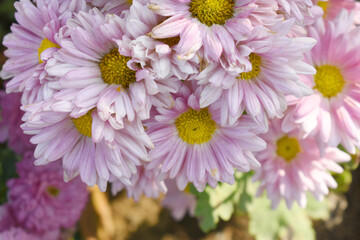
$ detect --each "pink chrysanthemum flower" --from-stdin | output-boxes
[123,0,199,81]
[146,82,266,191]
[276,0,314,23]
[283,10,360,154]
[197,21,315,125]
[87,0,132,14]
[111,166,167,201]
[0,205,14,232]
[149,0,279,63]
[47,7,178,135]
[253,118,350,209]
[6,152,88,234]
[21,100,153,191]
[0,91,33,155]
[162,180,196,221]
[0,0,87,104]
[315,0,360,23]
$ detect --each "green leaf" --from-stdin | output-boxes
[0,148,19,204]
[248,192,330,240]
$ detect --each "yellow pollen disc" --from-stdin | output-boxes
[237,53,262,80]
[175,108,217,144]
[72,110,93,137]
[317,1,328,16]
[314,65,345,98]
[184,184,191,193]
[157,36,181,47]
[99,48,137,90]
[189,0,235,26]
[276,136,301,162]
[127,0,133,4]
[38,38,60,64]
[46,186,60,197]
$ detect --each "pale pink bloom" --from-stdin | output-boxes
[46,8,177,136]
[0,91,33,155]
[276,0,314,23]
[6,152,88,234]
[87,0,132,14]
[124,0,199,81]
[0,0,87,104]
[282,10,360,154]
[111,166,167,201]
[146,82,266,191]
[197,21,315,125]
[162,179,196,221]
[314,0,360,23]
[253,118,350,209]
[149,0,279,63]
[21,100,153,191]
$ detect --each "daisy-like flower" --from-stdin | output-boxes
[146,82,266,191]
[6,151,88,235]
[111,166,167,201]
[0,0,87,104]
[253,117,350,209]
[162,180,196,221]
[123,0,199,81]
[87,0,133,14]
[276,0,314,23]
[0,91,33,155]
[149,0,279,63]
[21,101,153,191]
[47,7,178,135]
[315,0,360,23]
[283,10,360,154]
[197,21,315,125]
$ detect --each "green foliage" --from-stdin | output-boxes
[0,0,16,43]
[248,193,330,240]
[0,147,19,204]
[190,172,252,232]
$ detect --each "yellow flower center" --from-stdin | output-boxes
[99,48,137,90]
[237,53,262,80]
[175,108,217,144]
[276,136,301,162]
[157,36,181,47]
[189,0,235,26]
[317,1,328,16]
[38,38,60,63]
[314,65,345,98]
[184,184,191,193]
[72,110,93,137]
[46,186,60,197]
[127,0,133,4]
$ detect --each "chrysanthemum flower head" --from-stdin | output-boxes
[0,228,39,240]
[276,0,314,23]
[197,20,315,125]
[47,6,178,135]
[87,0,133,15]
[315,0,360,23]
[283,10,360,154]
[0,91,33,155]
[21,99,153,191]
[253,117,350,209]
[6,151,88,234]
[111,166,167,201]
[0,0,87,104]
[146,82,266,191]
[149,0,279,63]
[162,180,196,221]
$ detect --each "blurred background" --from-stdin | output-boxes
[1,1,360,239]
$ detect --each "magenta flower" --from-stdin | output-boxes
[6,151,88,234]
[0,91,33,155]
[253,117,350,209]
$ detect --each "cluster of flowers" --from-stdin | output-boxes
[1,0,360,230]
